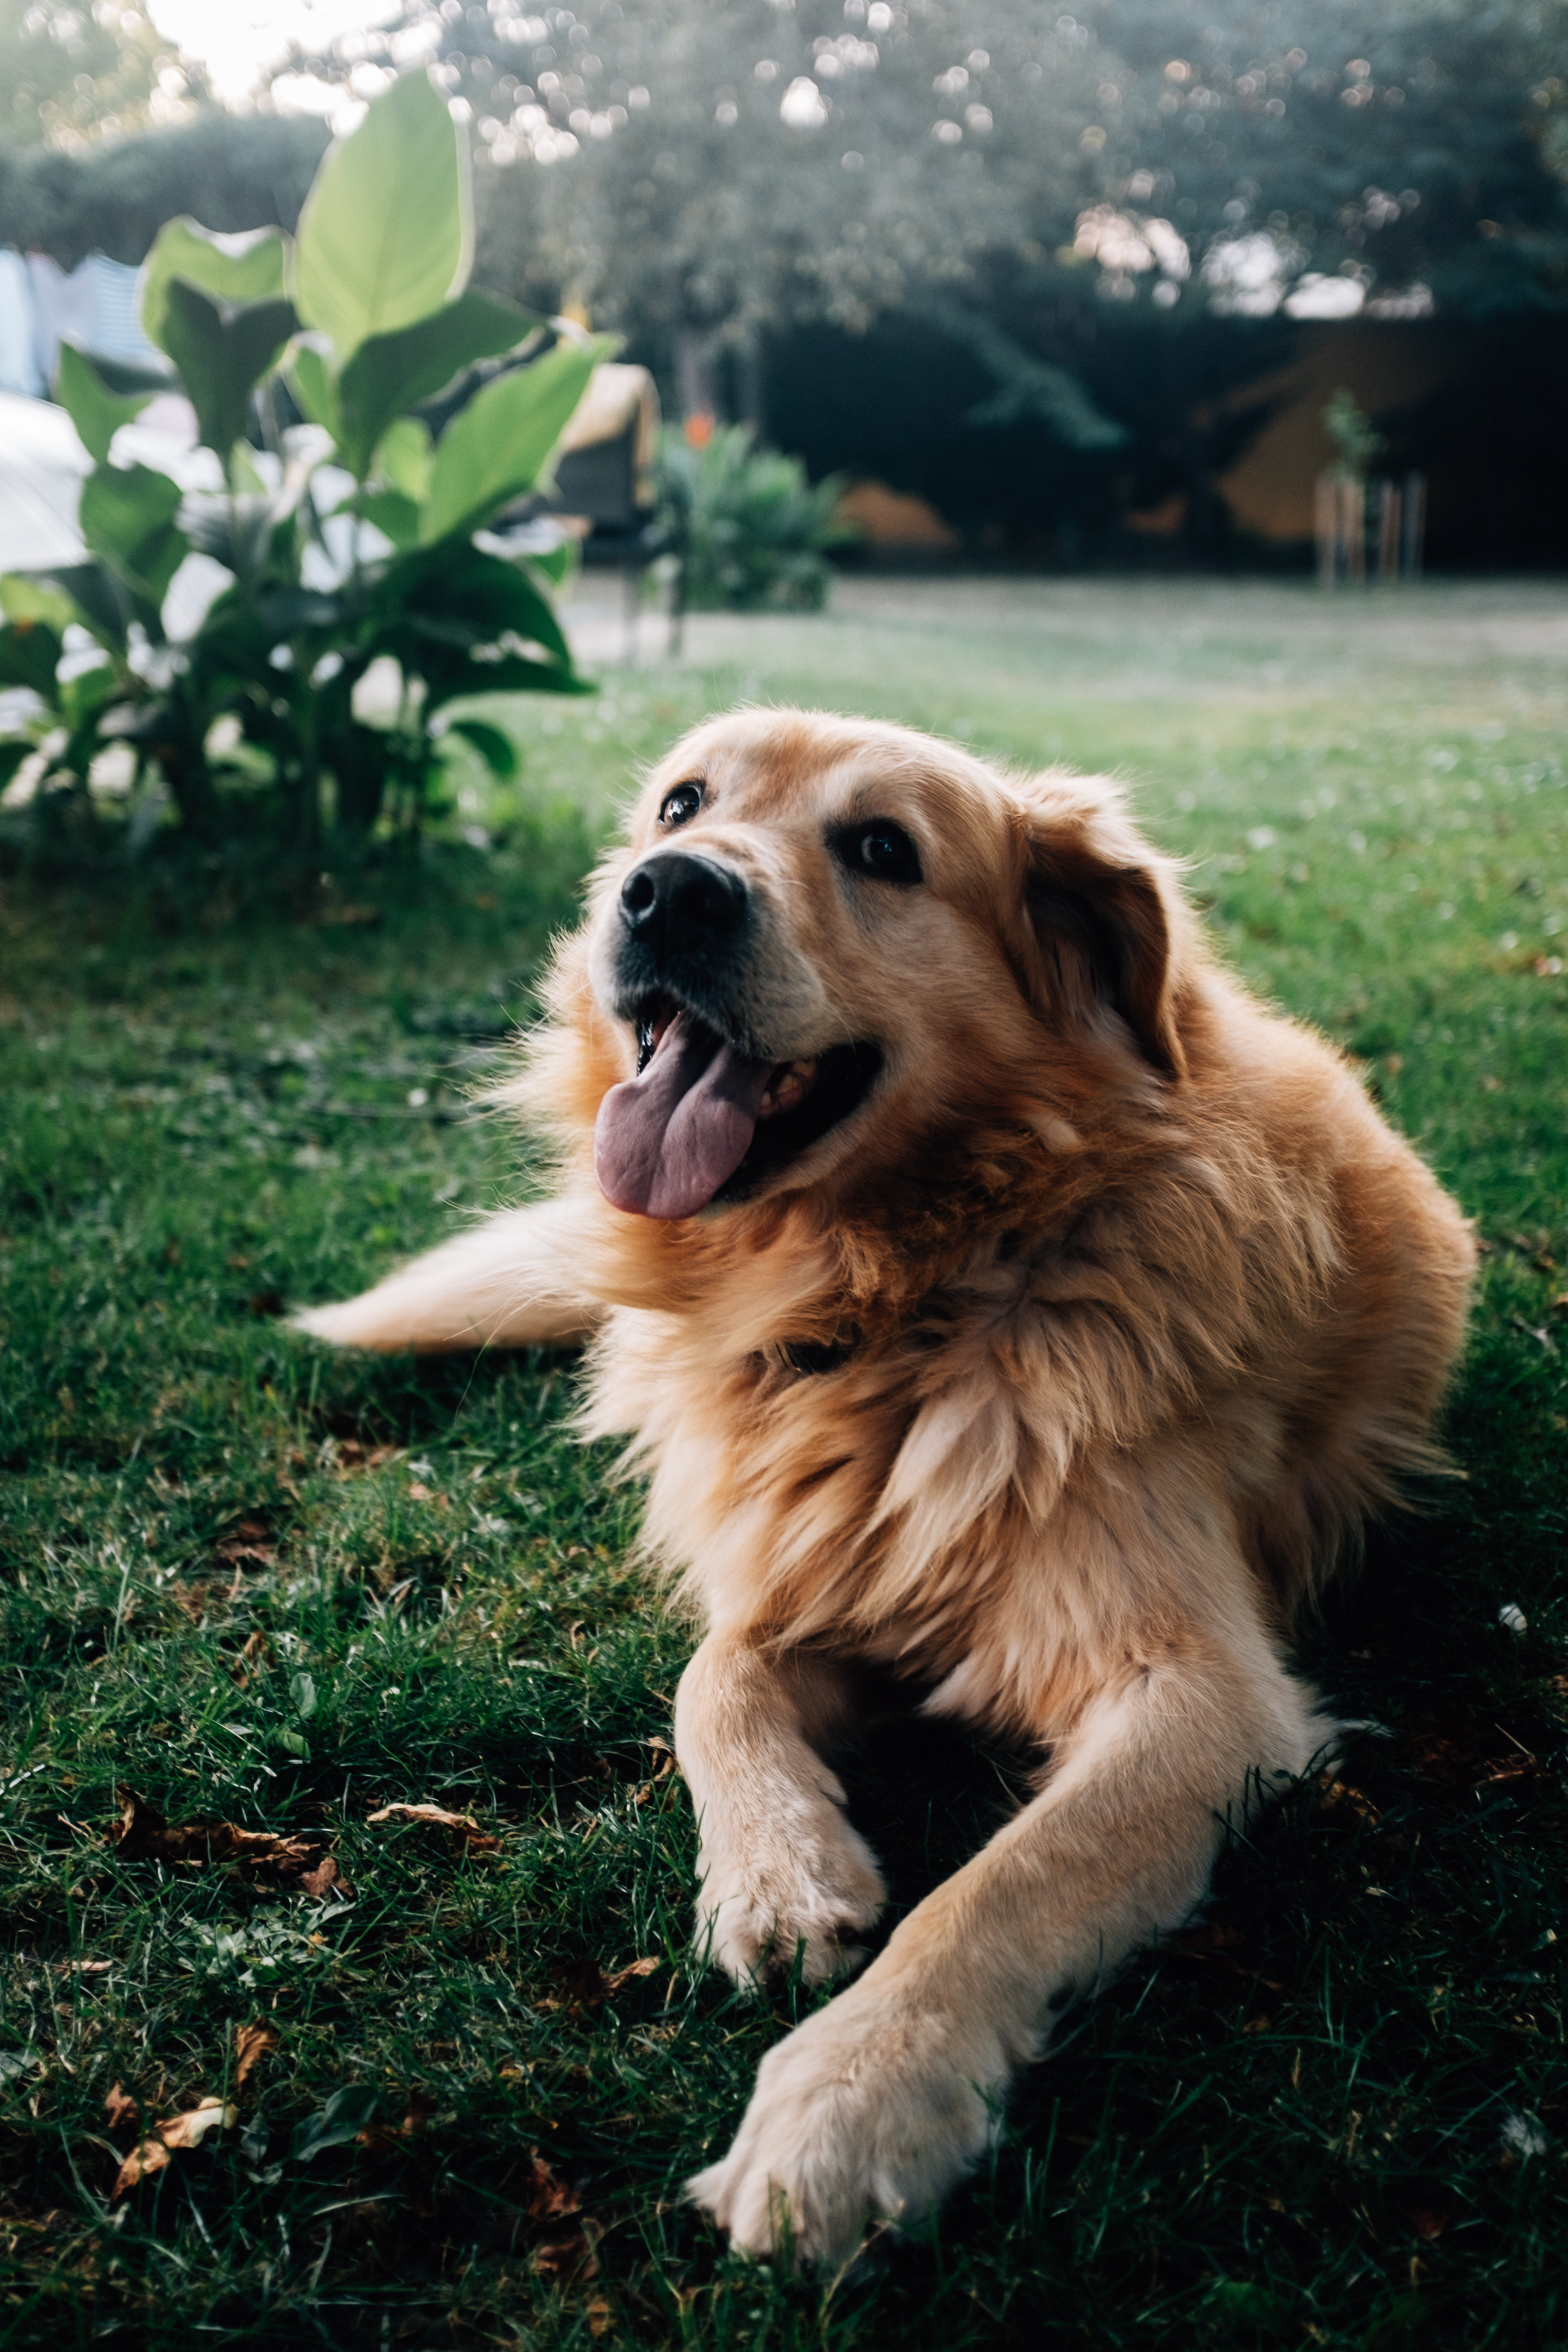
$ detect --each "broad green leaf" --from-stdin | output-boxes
[141,220,289,356]
[292,72,471,360]
[292,2087,379,2161]
[38,563,133,654]
[158,281,297,458]
[58,662,119,730]
[1,574,75,633]
[373,418,432,504]
[374,541,575,668]
[348,487,421,549]
[79,464,187,607]
[419,339,610,545]
[55,345,152,464]
[336,290,537,479]
[288,341,343,443]
[526,537,579,592]
[0,740,36,788]
[445,716,519,778]
[290,1670,318,1721]
[428,651,590,705]
[0,619,62,699]
[229,442,269,496]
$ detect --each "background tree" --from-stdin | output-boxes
[288,0,1568,349]
[272,0,1568,561]
[0,0,203,150]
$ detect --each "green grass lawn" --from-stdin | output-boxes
[3,575,1567,2350]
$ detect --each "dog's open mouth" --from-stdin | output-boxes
[593,1001,881,1219]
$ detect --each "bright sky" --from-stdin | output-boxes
[146,2,399,106]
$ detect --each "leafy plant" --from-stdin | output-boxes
[657,423,855,615]
[1322,387,1387,484]
[0,69,611,858]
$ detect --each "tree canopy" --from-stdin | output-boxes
[284,0,1568,356]
[0,0,202,150]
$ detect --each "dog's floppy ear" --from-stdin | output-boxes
[1018,786,1187,1081]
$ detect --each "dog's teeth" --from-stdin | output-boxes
[757,1058,820,1120]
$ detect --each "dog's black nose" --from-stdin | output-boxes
[619,852,747,959]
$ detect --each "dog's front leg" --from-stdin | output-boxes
[292,1196,602,1353]
[688,1618,1329,2268]
[675,1634,888,1989]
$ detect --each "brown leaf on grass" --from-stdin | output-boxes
[1168,1921,1242,1955]
[104,2083,138,2131]
[111,1787,349,1895]
[1318,1777,1382,1827]
[234,2023,279,2094]
[1407,2203,1450,2242]
[356,2086,436,2157]
[112,2096,236,2199]
[366,1801,500,1856]
[1404,1703,1543,1798]
[518,2150,599,2280]
[297,1853,349,1899]
[230,1627,275,1687]
[547,1953,661,2010]
[332,1439,400,1475]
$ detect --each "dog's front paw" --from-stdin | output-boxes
[696,1790,886,1987]
[687,1986,1003,2268]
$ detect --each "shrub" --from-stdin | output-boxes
[657,422,854,614]
[0,71,611,859]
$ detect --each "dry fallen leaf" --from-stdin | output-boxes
[298,1852,346,1899]
[366,1801,500,1855]
[219,1516,277,1569]
[230,1627,275,1687]
[519,2150,599,2279]
[1318,1777,1382,1827]
[356,2085,436,2156]
[104,2083,138,2131]
[1408,2204,1450,2241]
[234,2022,279,2094]
[547,1953,661,2010]
[111,1787,350,1895]
[113,2096,236,2199]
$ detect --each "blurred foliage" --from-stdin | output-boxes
[658,423,855,613]
[1322,387,1387,483]
[295,0,1568,354]
[0,73,606,864]
[0,113,329,271]
[0,0,202,152]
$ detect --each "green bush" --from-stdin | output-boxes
[658,423,855,614]
[0,71,611,859]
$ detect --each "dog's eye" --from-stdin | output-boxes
[832,820,922,888]
[659,781,703,828]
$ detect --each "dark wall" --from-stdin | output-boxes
[1382,323,1568,570]
[761,311,1568,571]
[760,311,1305,567]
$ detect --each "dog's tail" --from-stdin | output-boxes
[292,1198,601,1354]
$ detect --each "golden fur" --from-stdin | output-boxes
[296,709,1474,2267]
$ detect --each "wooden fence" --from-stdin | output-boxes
[1314,472,1426,585]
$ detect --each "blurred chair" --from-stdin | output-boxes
[535,362,664,662]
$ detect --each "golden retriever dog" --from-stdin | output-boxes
[295,709,1474,2268]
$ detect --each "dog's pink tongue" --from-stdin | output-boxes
[594,1012,773,1219]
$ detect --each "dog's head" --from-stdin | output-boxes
[578,709,1192,1221]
